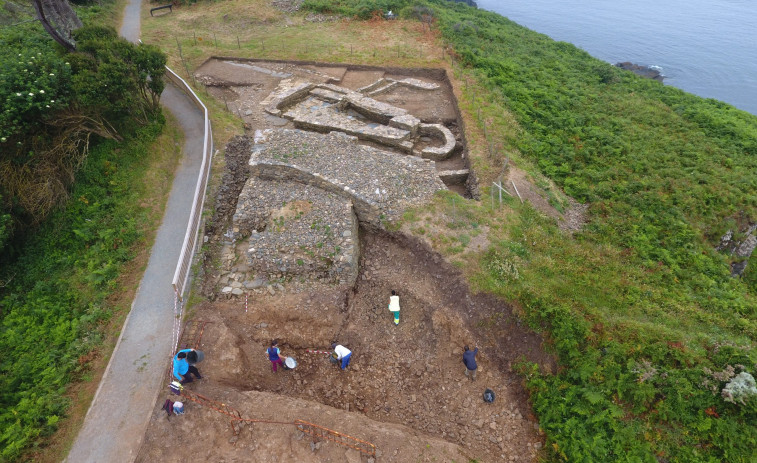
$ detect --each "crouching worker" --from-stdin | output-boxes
[331,343,352,370]
[173,349,202,384]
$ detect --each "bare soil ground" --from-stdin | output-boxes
[138,231,554,462]
[137,60,556,462]
[505,166,587,233]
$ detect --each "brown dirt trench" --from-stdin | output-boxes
[138,224,554,462]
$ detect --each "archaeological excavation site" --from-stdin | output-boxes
[136,58,553,462]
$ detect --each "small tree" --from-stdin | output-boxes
[0,24,166,252]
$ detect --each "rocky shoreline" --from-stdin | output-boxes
[614,62,664,81]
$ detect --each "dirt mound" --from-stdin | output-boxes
[137,386,469,463]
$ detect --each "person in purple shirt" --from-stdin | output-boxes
[463,345,478,381]
[266,339,285,372]
[173,348,202,384]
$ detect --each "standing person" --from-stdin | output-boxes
[173,349,202,384]
[388,290,400,326]
[331,342,352,370]
[266,339,285,372]
[463,345,478,381]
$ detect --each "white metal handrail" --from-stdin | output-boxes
[165,66,213,300]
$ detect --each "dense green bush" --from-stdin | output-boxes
[0,120,163,461]
[0,197,10,252]
[0,23,165,255]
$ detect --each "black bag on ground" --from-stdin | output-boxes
[483,388,495,403]
[162,399,174,420]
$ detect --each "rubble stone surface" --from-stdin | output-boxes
[265,80,456,159]
[232,177,359,285]
[249,129,446,228]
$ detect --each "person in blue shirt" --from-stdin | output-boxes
[463,345,478,381]
[173,348,202,384]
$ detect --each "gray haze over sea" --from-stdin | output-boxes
[476,0,757,115]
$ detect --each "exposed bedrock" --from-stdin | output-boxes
[717,222,757,277]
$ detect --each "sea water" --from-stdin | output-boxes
[476,0,757,115]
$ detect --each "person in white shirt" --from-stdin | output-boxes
[331,343,352,370]
[388,290,400,325]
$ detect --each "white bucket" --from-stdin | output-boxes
[173,401,185,414]
[285,357,297,370]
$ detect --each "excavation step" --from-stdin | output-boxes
[438,169,469,185]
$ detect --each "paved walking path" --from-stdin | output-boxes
[66,1,206,461]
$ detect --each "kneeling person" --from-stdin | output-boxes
[173,349,202,384]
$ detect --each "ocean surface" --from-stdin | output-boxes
[475,0,757,115]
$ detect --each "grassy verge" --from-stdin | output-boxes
[0,110,182,462]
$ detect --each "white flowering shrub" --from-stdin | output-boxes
[0,38,72,144]
[0,23,166,251]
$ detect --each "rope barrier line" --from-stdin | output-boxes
[180,320,210,350]
[177,388,376,456]
[305,349,331,355]
[295,419,377,456]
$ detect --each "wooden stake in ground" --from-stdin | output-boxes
[511,180,523,203]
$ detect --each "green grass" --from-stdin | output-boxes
[0,119,170,461]
[414,1,757,461]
